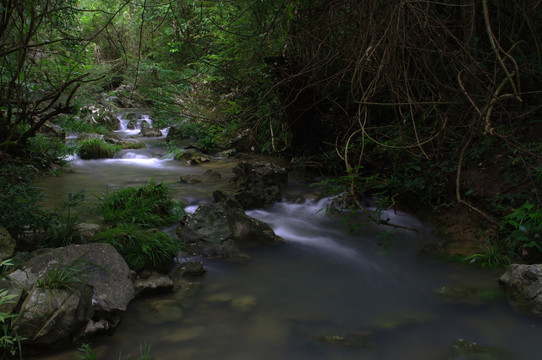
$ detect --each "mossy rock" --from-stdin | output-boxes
[78,139,121,159]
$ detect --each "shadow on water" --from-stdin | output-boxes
[34,113,542,360]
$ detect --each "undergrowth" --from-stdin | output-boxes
[93,226,180,272]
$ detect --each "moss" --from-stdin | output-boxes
[78,139,121,159]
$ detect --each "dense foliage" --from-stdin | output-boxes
[0,0,541,267]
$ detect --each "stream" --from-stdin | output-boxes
[34,113,542,360]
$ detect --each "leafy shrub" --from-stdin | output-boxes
[502,201,542,261]
[96,179,184,228]
[168,121,218,153]
[78,138,121,159]
[93,226,180,271]
[0,259,22,359]
[58,115,109,134]
[27,133,72,169]
[0,165,52,241]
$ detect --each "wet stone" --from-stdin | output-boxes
[370,310,435,330]
[140,299,184,325]
[312,331,375,348]
[230,295,257,312]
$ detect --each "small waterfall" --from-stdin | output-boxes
[141,114,152,127]
[117,115,130,131]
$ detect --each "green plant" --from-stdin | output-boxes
[59,115,109,135]
[0,164,53,241]
[463,235,513,269]
[77,342,155,360]
[27,133,73,169]
[78,138,121,159]
[93,226,181,272]
[36,257,89,292]
[0,259,22,359]
[96,179,184,228]
[501,201,542,261]
[76,343,97,360]
[43,192,86,247]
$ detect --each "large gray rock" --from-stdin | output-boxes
[174,148,211,165]
[499,264,542,316]
[0,226,15,261]
[6,243,134,347]
[12,284,94,347]
[139,121,163,137]
[230,161,288,209]
[176,191,283,260]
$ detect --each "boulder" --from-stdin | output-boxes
[499,264,542,316]
[73,223,103,244]
[230,161,288,209]
[80,104,119,131]
[171,261,206,278]
[6,243,134,348]
[174,149,211,165]
[12,283,94,348]
[176,191,283,260]
[0,226,15,261]
[139,120,162,137]
[139,127,163,137]
[134,272,174,297]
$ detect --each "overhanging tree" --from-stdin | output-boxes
[0,0,89,152]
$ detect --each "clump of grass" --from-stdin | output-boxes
[0,282,22,359]
[59,116,109,134]
[78,138,121,159]
[96,179,184,228]
[36,257,89,292]
[43,192,86,248]
[93,226,181,272]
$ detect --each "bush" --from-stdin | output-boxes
[27,133,73,169]
[96,179,184,228]
[78,138,121,159]
[58,115,109,134]
[0,165,52,241]
[93,226,180,272]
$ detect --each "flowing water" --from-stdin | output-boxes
[33,113,542,360]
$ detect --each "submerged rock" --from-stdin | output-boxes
[370,310,435,330]
[312,331,374,348]
[449,338,512,360]
[434,285,503,306]
[180,170,221,184]
[499,264,542,317]
[230,295,257,312]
